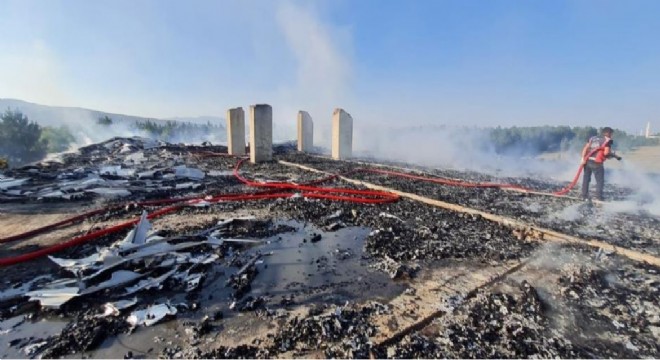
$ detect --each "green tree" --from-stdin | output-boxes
[0,109,48,166]
[40,125,76,153]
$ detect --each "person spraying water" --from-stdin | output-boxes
[580,127,622,201]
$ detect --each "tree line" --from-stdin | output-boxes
[1,108,658,168]
[488,125,659,155]
[130,119,223,141]
[0,110,225,167]
[96,115,223,141]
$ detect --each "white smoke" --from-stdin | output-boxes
[350,124,583,184]
[272,1,352,147]
[607,161,660,217]
[53,109,144,146]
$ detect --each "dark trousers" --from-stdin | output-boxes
[581,160,605,200]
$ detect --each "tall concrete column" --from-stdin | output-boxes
[332,108,353,160]
[249,104,273,163]
[226,107,245,155]
[297,111,313,152]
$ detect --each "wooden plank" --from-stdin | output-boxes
[368,262,518,344]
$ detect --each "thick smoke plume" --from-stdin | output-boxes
[353,125,579,180]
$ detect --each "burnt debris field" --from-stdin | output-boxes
[0,137,659,359]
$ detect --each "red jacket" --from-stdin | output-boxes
[586,135,612,163]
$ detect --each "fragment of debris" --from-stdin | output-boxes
[370,255,420,279]
[9,212,253,311]
[126,304,178,327]
[25,287,80,309]
[96,298,138,318]
[379,212,404,222]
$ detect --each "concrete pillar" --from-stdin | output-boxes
[249,104,273,163]
[297,111,313,152]
[332,108,353,160]
[226,107,245,155]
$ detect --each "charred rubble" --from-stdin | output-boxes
[0,138,658,359]
[280,152,660,257]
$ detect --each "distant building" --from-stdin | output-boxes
[646,122,659,139]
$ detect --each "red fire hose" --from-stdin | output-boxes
[0,205,183,267]
[347,146,609,197]
[0,196,201,244]
[232,158,399,204]
[0,157,398,266]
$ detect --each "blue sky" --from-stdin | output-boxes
[0,0,658,133]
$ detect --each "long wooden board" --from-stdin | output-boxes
[278,160,660,267]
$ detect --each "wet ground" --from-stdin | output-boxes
[67,220,403,359]
[0,138,658,358]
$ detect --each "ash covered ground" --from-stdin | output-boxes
[282,153,660,258]
[0,138,658,359]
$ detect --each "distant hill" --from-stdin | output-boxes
[0,98,225,128]
[0,98,226,144]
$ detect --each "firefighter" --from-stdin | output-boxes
[580,127,621,201]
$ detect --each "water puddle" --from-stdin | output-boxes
[222,220,403,306]
[0,315,68,358]
[10,219,406,358]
